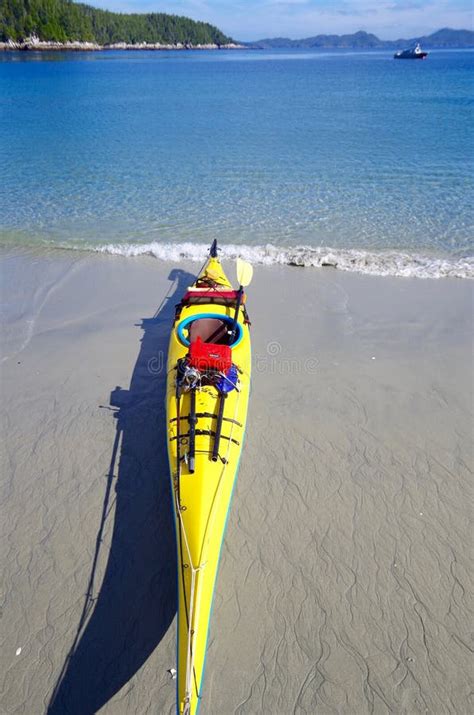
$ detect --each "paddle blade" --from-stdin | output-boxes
[236,258,253,287]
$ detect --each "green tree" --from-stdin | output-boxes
[0,0,234,45]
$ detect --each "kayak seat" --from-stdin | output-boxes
[176,313,243,348]
[189,318,228,344]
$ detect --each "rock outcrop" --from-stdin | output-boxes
[0,35,245,51]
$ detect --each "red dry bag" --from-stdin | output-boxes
[189,336,232,372]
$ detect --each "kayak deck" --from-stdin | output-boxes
[166,254,251,714]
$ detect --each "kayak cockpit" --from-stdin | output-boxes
[176,313,243,348]
[190,318,230,345]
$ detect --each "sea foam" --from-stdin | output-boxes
[88,241,474,279]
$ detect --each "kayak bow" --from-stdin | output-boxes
[166,242,252,714]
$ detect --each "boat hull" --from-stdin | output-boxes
[166,257,251,714]
[394,51,428,59]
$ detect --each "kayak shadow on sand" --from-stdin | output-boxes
[47,268,195,715]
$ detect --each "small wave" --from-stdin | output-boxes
[78,241,473,279]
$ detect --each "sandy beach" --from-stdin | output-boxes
[0,248,472,714]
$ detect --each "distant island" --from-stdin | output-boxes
[247,28,474,50]
[0,0,240,50]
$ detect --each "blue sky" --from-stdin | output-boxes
[87,1,473,40]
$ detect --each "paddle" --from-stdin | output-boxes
[230,258,253,342]
[212,260,253,463]
[188,388,197,473]
[211,393,226,462]
[237,257,253,287]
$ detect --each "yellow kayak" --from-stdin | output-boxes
[166,241,252,715]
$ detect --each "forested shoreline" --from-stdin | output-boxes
[0,0,234,46]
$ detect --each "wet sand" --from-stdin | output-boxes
[0,249,472,714]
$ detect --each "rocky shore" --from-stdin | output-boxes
[0,36,244,51]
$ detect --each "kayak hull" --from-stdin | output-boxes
[166,256,251,714]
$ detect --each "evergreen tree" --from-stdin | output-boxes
[0,0,234,45]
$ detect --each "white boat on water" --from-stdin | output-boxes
[394,43,428,59]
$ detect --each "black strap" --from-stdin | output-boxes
[170,413,242,427]
[170,429,240,447]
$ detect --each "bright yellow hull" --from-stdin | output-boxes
[166,255,251,714]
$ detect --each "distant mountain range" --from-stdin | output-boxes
[247,28,474,50]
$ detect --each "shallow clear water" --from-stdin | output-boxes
[0,49,473,275]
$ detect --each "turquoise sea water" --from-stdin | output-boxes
[0,49,473,276]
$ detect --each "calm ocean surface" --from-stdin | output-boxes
[0,49,473,276]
